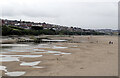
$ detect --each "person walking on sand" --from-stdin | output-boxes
[109,41,111,44]
[96,40,98,43]
[109,41,113,44]
[88,37,89,39]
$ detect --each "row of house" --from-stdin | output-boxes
[2,19,118,35]
[1,19,83,32]
[94,29,119,35]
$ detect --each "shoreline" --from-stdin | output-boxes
[0,35,118,76]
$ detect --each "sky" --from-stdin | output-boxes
[0,0,119,29]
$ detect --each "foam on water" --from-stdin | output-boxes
[20,61,41,66]
[5,71,25,76]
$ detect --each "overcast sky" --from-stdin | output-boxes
[0,0,119,29]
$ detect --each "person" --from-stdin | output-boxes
[96,40,98,43]
[109,41,111,44]
[111,41,113,44]
[109,41,113,44]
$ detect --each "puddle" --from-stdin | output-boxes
[9,50,27,52]
[37,46,51,48]
[33,49,45,51]
[0,55,43,58]
[54,54,61,55]
[72,46,78,47]
[0,56,19,62]
[18,55,43,58]
[20,61,41,66]
[32,66,44,68]
[54,53,71,55]
[52,46,68,49]
[5,71,25,76]
[32,51,71,56]
[0,66,7,72]
[32,52,47,54]
[56,44,63,46]
[42,39,67,42]
[39,44,48,46]
[61,53,71,55]
[0,52,9,54]
[1,44,29,47]
[5,49,32,53]
[47,51,62,53]
[32,51,62,54]
[36,44,53,48]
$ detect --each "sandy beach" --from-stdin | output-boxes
[0,35,118,76]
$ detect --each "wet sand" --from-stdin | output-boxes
[0,36,118,76]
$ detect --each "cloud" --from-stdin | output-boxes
[0,0,118,29]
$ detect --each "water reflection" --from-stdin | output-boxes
[20,61,41,66]
[0,56,19,62]
[0,66,7,72]
[47,51,62,53]
[1,44,29,47]
[32,66,44,68]
[0,55,43,58]
[5,71,25,76]
[1,43,71,76]
[53,46,68,49]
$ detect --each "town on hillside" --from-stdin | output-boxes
[1,19,119,35]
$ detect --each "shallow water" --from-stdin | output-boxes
[33,49,45,51]
[0,56,19,62]
[47,51,62,53]
[0,55,43,58]
[5,71,25,76]
[4,49,33,53]
[52,46,68,49]
[5,49,29,52]
[61,52,71,55]
[32,52,48,54]
[1,44,29,47]
[39,44,48,46]
[0,52,9,54]
[54,54,61,55]
[1,43,71,76]
[0,66,7,72]
[37,45,51,48]
[32,66,44,68]
[20,61,41,66]
[72,46,78,47]
[42,39,67,42]
[32,51,71,56]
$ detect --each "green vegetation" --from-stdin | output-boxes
[2,25,105,36]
